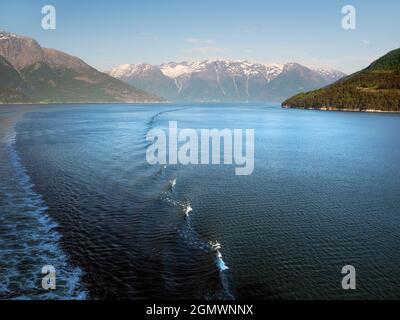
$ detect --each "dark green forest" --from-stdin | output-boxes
[283,48,400,112]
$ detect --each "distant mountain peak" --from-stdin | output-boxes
[314,67,347,80]
[283,62,301,69]
[156,60,285,80]
[109,63,158,78]
[109,59,346,103]
[160,62,193,79]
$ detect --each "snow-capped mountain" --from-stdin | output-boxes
[109,63,158,78]
[158,60,284,81]
[109,60,346,102]
[315,67,348,82]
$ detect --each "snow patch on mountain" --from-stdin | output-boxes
[315,68,347,81]
[108,59,346,102]
[115,60,286,82]
[109,63,156,78]
[160,62,192,78]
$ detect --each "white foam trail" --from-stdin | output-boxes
[0,123,87,299]
[209,241,229,272]
[216,251,229,271]
[184,204,193,216]
[209,240,222,251]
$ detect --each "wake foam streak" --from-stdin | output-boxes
[0,124,87,300]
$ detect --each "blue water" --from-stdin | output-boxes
[0,108,86,299]
[1,103,400,299]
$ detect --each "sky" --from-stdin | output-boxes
[1,0,399,73]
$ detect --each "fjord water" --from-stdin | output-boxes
[1,104,400,299]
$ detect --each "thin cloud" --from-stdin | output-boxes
[184,38,215,44]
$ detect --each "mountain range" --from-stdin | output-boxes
[0,30,350,105]
[109,60,346,102]
[0,31,160,103]
[283,48,400,112]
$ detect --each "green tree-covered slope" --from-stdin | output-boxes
[282,48,400,112]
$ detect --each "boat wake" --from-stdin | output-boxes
[146,107,234,299]
[144,107,188,142]
[170,178,177,191]
[209,241,232,299]
[159,177,234,299]
[184,203,193,217]
[209,241,229,271]
[147,107,187,129]
[0,123,87,300]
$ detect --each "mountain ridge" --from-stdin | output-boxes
[109,60,346,102]
[0,31,161,103]
[282,48,400,112]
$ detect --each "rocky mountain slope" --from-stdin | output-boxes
[109,60,345,102]
[0,31,160,103]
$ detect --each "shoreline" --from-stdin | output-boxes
[0,101,277,107]
[3,102,399,114]
[282,105,400,114]
[0,101,166,106]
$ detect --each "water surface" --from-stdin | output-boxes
[1,103,400,299]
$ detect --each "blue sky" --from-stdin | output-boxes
[1,0,399,73]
